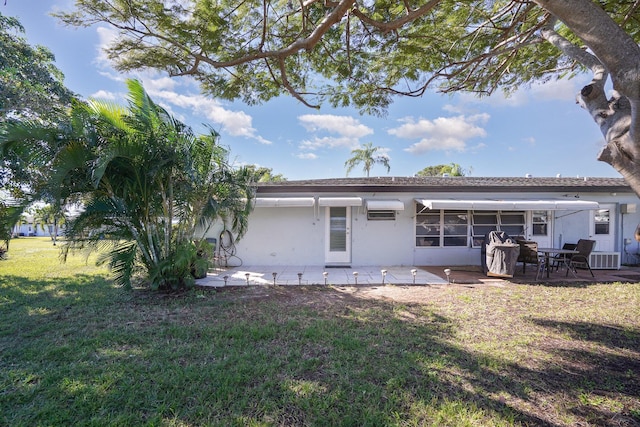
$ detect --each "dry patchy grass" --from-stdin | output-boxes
[1,238,639,426]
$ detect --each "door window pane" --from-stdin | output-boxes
[329,207,347,251]
[594,209,610,235]
[532,210,549,236]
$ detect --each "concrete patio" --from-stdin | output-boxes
[196,263,640,287]
[197,265,449,287]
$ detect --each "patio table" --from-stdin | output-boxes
[537,247,579,279]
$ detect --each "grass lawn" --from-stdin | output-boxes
[1,238,639,426]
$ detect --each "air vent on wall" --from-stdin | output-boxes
[589,252,620,270]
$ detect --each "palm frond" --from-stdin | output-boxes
[87,99,131,133]
[97,242,138,289]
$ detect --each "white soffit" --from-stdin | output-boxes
[366,199,405,211]
[416,199,600,211]
[254,197,315,207]
[318,197,363,207]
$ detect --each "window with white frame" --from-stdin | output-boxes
[415,207,441,247]
[416,204,527,248]
[471,211,498,246]
[443,211,469,246]
[471,211,525,246]
[500,212,526,236]
[415,204,468,247]
[532,210,549,236]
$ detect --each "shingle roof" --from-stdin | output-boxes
[257,176,631,194]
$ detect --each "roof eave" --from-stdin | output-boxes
[257,184,632,194]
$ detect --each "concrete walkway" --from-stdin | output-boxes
[197,265,449,287]
[196,264,640,288]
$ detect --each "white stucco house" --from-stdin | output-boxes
[208,176,640,270]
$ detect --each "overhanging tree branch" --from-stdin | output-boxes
[351,0,441,33]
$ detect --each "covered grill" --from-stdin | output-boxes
[482,231,520,278]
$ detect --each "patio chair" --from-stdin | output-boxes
[566,239,596,277]
[552,242,577,271]
[516,239,541,274]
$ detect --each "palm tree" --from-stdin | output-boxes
[33,204,66,245]
[1,79,255,290]
[344,142,390,177]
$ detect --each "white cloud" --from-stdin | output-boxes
[90,90,117,100]
[296,152,318,160]
[375,146,392,160]
[143,76,178,92]
[442,104,463,114]
[454,78,581,109]
[457,91,527,108]
[389,114,489,154]
[97,70,126,82]
[95,26,119,66]
[297,114,374,152]
[143,77,271,144]
[91,28,270,144]
[299,114,373,137]
[299,136,360,151]
[529,78,580,101]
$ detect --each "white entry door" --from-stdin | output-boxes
[590,204,616,251]
[325,206,351,265]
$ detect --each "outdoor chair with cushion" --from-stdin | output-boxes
[516,239,541,274]
[566,239,596,277]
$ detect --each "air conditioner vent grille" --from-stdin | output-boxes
[589,252,621,270]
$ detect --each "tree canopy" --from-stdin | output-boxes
[244,165,287,182]
[1,79,255,290]
[56,1,640,194]
[0,12,75,121]
[0,12,76,210]
[416,163,467,177]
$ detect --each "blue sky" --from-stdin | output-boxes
[4,1,621,180]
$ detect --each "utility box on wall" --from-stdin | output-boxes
[621,203,637,214]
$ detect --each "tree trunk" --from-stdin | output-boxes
[536,0,640,197]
